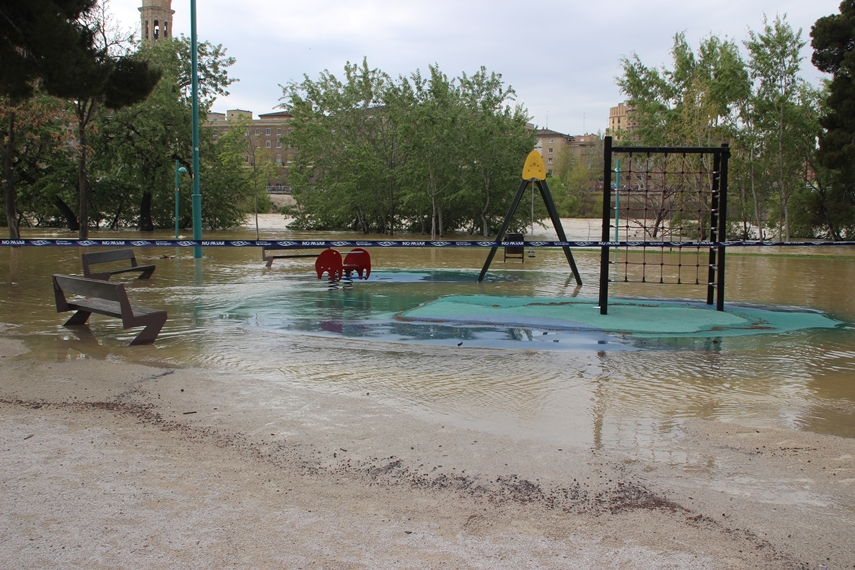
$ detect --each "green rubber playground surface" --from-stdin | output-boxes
[399,295,844,338]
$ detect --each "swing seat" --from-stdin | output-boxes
[503,233,525,263]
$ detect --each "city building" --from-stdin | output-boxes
[607,102,639,136]
[139,0,174,44]
[534,129,599,176]
[207,109,295,196]
[533,128,572,175]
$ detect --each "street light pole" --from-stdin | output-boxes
[190,0,202,258]
[174,160,188,239]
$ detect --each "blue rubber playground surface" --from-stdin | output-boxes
[229,269,846,351]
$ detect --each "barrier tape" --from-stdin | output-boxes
[3,238,855,248]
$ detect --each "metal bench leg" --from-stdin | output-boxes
[64,310,92,326]
[129,314,167,346]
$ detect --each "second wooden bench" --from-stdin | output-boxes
[82,249,156,280]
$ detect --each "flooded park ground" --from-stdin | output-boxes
[1,214,854,568]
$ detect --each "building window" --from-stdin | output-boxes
[548,148,553,154]
[266,140,271,148]
[265,128,271,135]
[255,128,260,135]
[549,138,554,143]
[276,154,282,164]
[548,158,553,164]
[276,141,282,148]
[276,128,282,135]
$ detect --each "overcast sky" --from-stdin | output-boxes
[114,0,841,135]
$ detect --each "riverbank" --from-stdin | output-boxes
[1,329,853,569]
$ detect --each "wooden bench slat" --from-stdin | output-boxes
[82,249,155,280]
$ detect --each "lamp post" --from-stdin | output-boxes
[190,0,202,258]
[174,160,188,238]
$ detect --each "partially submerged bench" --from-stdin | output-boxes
[52,274,167,346]
[82,249,155,280]
[262,245,323,268]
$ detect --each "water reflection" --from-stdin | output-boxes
[1,222,854,450]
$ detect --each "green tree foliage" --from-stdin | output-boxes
[548,148,604,219]
[618,18,829,240]
[281,60,533,236]
[0,94,76,231]
[41,0,160,238]
[745,16,822,241]
[617,33,749,147]
[811,0,855,239]
[96,36,237,230]
[1,0,96,237]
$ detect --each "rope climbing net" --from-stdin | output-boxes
[599,138,729,313]
[611,151,720,285]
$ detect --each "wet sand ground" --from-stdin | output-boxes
[2,329,854,569]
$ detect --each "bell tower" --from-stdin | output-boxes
[139,0,175,45]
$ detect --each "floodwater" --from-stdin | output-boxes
[2,216,855,453]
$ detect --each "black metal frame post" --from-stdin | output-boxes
[717,143,729,311]
[478,179,530,282]
[478,179,582,284]
[538,179,582,285]
[598,136,613,315]
[706,152,721,306]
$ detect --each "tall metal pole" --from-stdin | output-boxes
[190,0,202,258]
[174,160,181,239]
[174,161,187,239]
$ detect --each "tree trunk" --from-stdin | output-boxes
[139,192,154,231]
[77,114,90,239]
[54,197,80,231]
[2,110,20,239]
[110,204,123,230]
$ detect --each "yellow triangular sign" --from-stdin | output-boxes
[521,150,546,180]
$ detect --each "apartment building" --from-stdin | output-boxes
[607,102,639,136]
[534,129,599,175]
[207,109,295,192]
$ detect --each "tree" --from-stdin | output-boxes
[282,59,408,233]
[97,36,235,230]
[42,0,160,238]
[0,94,76,231]
[1,0,96,237]
[282,61,532,236]
[745,15,820,241]
[811,0,855,239]
[617,33,749,147]
[458,67,534,236]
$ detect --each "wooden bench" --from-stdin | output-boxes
[262,245,324,268]
[82,249,155,280]
[52,274,167,346]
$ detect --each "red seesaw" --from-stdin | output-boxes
[315,248,371,282]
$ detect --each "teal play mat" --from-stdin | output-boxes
[399,295,843,338]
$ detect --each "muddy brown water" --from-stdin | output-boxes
[2,218,854,455]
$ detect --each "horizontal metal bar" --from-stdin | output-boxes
[612,146,729,154]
